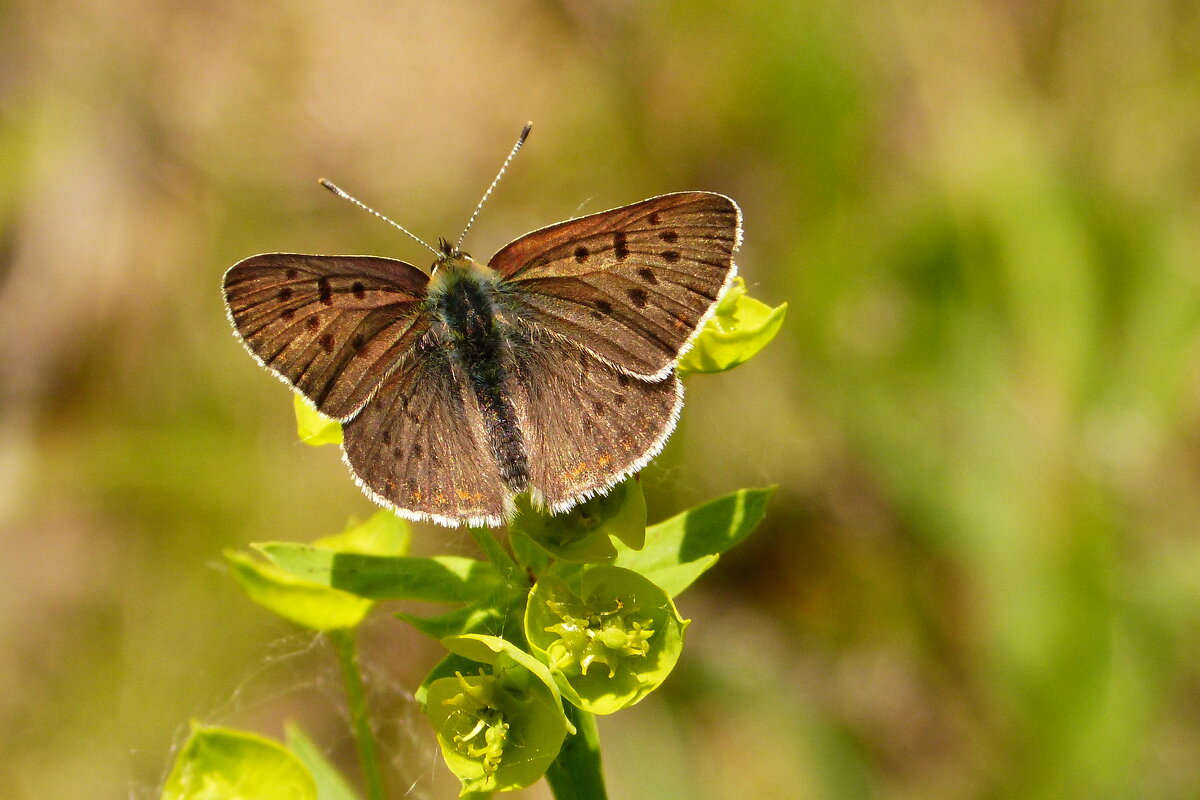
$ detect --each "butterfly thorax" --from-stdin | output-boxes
[427,254,498,329]
[426,254,529,492]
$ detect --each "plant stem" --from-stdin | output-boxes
[545,705,607,800]
[468,525,523,584]
[329,628,387,800]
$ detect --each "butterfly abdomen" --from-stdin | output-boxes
[430,261,530,493]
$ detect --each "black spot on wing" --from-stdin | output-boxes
[613,232,629,260]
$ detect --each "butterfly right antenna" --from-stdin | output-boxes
[455,122,533,252]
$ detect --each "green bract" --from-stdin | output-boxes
[224,511,410,631]
[162,725,316,800]
[525,565,687,714]
[441,634,573,722]
[425,662,568,795]
[612,486,775,597]
[256,544,510,604]
[677,277,787,375]
[311,509,410,556]
[510,477,646,563]
[293,393,343,446]
[284,723,362,800]
[225,549,375,631]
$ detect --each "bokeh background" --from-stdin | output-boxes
[3,1,1200,798]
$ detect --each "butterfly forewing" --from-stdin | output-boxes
[223,254,429,419]
[489,192,740,379]
[342,346,509,526]
[505,324,682,510]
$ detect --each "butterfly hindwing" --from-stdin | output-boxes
[489,192,740,379]
[505,323,683,510]
[341,344,510,526]
[223,254,430,419]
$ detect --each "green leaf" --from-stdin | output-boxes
[397,603,507,640]
[525,565,688,715]
[257,544,508,604]
[312,510,411,557]
[467,525,523,583]
[225,550,374,631]
[510,477,647,563]
[162,724,316,800]
[677,277,787,375]
[284,723,362,800]
[612,486,775,597]
[294,393,343,446]
[509,527,551,574]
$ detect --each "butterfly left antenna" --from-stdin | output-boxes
[455,121,533,252]
[318,179,441,258]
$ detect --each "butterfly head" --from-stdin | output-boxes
[431,237,479,275]
[428,242,495,295]
[437,237,459,259]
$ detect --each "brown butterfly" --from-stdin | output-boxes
[223,125,741,526]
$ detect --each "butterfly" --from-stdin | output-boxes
[223,127,741,527]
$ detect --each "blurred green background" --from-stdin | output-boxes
[3,1,1200,798]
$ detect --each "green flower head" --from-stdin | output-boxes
[425,663,567,795]
[526,565,688,714]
